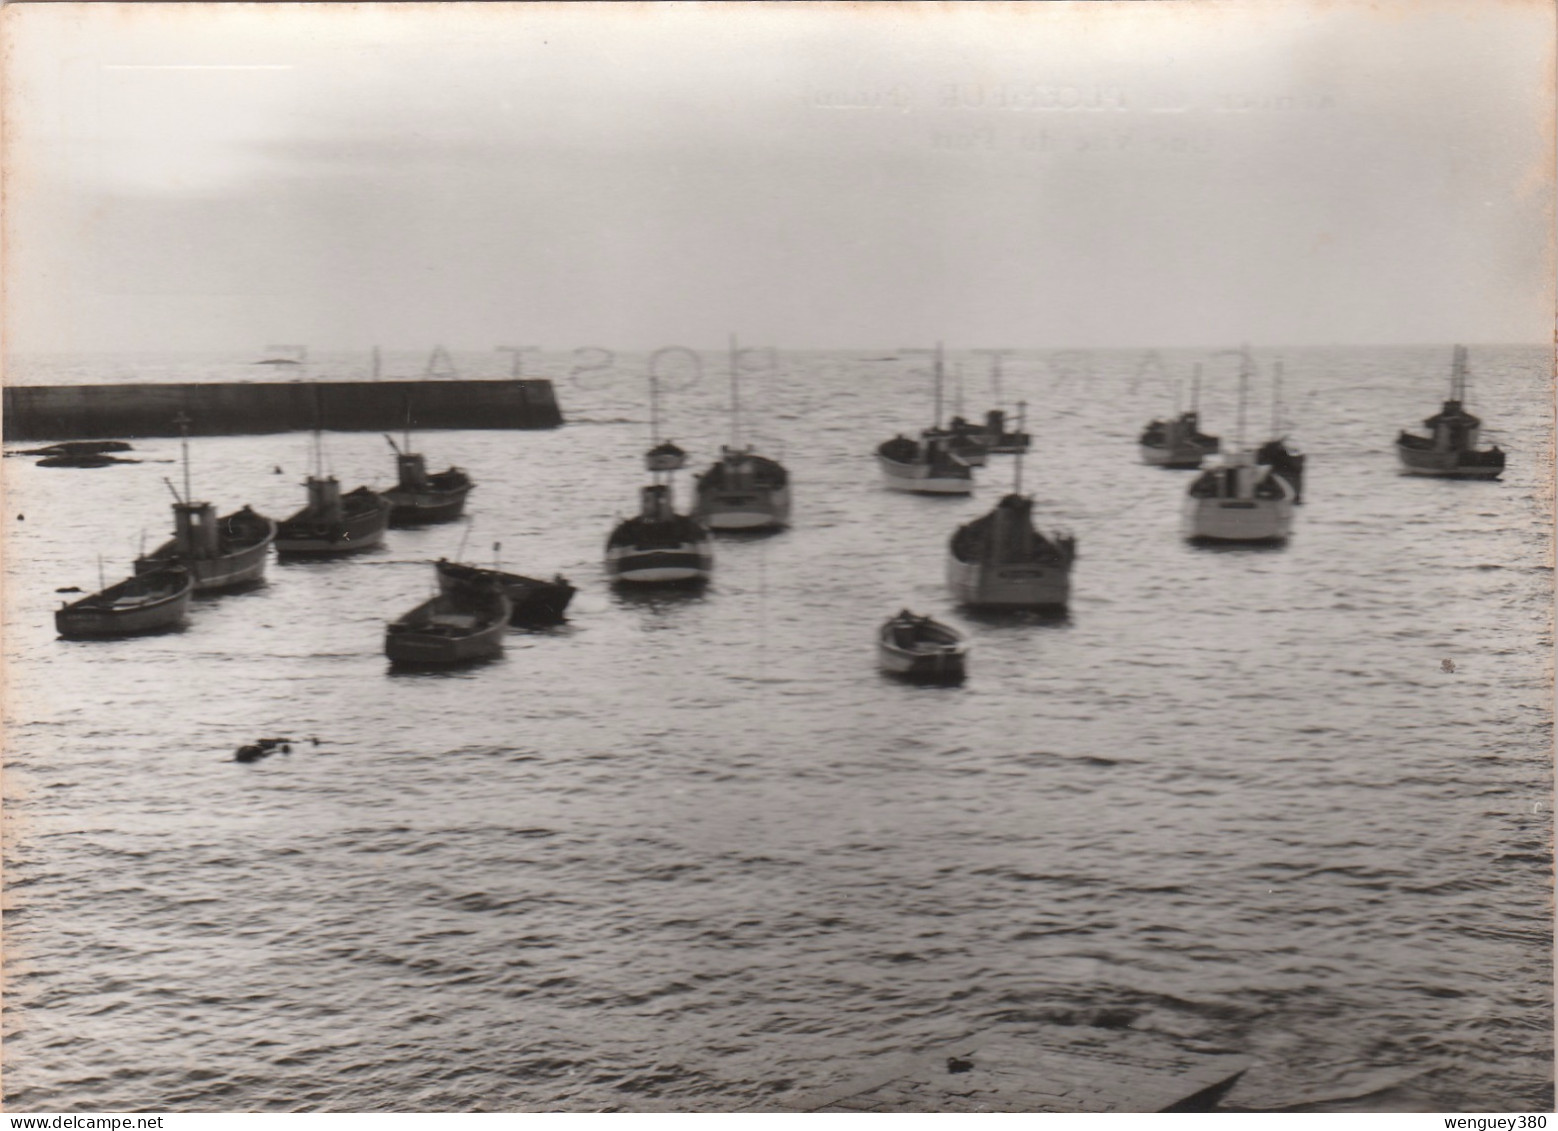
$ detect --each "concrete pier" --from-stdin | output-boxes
[2,379,563,441]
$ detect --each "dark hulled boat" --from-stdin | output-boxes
[382,441,473,526]
[877,343,979,495]
[435,558,576,625]
[1395,346,1505,479]
[606,484,714,585]
[948,494,1076,610]
[276,476,391,556]
[692,336,792,531]
[386,578,511,666]
[1256,362,1305,503]
[56,566,193,638]
[1140,364,1220,468]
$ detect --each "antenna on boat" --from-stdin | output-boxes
[729,333,742,450]
[162,477,184,505]
[1271,360,1285,437]
[933,341,945,429]
[1452,344,1469,403]
[403,398,413,455]
[1190,364,1202,416]
[455,522,472,563]
[1236,347,1252,452]
[974,349,1014,409]
[384,433,403,456]
[1014,400,1028,495]
[173,411,193,505]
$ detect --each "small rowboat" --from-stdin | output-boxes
[877,609,968,684]
[385,582,511,666]
[56,566,193,638]
[434,558,576,625]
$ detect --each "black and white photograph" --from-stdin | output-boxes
[2,0,1553,1115]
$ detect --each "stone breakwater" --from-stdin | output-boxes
[2,379,563,441]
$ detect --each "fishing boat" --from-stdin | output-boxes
[971,352,1032,454]
[978,406,1032,455]
[56,565,193,638]
[275,431,392,556]
[1140,364,1220,468]
[385,576,511,666]
[435,558,576,625]
[1183,354,1294,544]
[1255,360,1306,503]
[693,336,792,531]
[877,609,968,684]
[922,416,991,467]
[1395,345,1506,479]
[134,415,277,591]
[947,411,1076,609]
[606,372,714,585]
[381,433,473,526]
[877,343,978,494]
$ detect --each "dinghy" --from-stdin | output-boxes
[877,609,968,684]
[435,558,576,625]
[386,576,511,665]
[56,566,193,638]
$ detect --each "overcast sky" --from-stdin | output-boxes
[4,1,1552,354]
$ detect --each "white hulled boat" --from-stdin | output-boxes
[877,342,976,495]
[135,414,277,591]
[1182,354,1294,544]
[877,609,968,684]
[947,411,1076,609]
[693,336,792,531]
[1395,345,1505,479]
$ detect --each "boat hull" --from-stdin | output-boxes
[276,497,391,555]
[876,454,974,495]
[385,594,510,665]
[1182,497,1293,543]
[435,561,576,625]
[946,554,1070,609]
[1395,442,1504,479]
[876,640,966,683]
[384,487,471,526]
[1140,442,1213,469]
[55,572,193,638]
[606,545,713,584]
[136,514,277,592]
[695,486,792,530]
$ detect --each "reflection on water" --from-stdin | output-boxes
[2,345,1551,1113]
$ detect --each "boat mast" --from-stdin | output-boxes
[174,411,192,505]
[975,349,1013,409]
[1271,360,1284,436]
[1014,400,1028,495]
[1452,344,1468,403]
[728,333,742,450]
[933,341,945,429]
[1236,350,1251,452]
[1190,364,1202,416]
